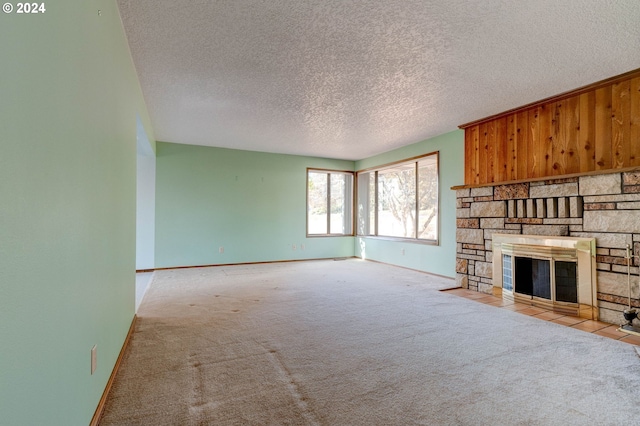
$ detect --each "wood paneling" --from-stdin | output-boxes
[460,69,640,185]
[594,86,612,170]
[539,104,553,177]
[506,114,516,181]
[631,77,640,166]
[494,117,507,182]
[612,80,631,168]
[487,120,496,182]
[552,100,564,174]
[478,122,488,184]
[564,96,580,174]
[578,91,596,171]
[464,126,475,184]
[515,110,529,180]
[528,107,540,178]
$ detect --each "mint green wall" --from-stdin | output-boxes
[0,2,153,425]
[155,142,355,268]
[354,130,465,278]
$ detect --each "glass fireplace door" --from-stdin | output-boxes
[554,261,578,303]
[505,255,578,306]
[514,257,551,301]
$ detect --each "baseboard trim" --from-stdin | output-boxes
[90,314,137,426]
[363,258,455,281]
[152,256,358,271]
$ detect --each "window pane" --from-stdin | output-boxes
[417,156,438,240]
[308,170,353,236]
[307,172,327,234]
[368,173,375,235]
[356,172,375,235]
[377,163,416,238]
[330,174,345,234]
[355,152,439,241]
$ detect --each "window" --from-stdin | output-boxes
[357,152,438,242]
[307,169,354,236]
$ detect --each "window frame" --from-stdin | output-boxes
[356,152,439,245]
[306,168,355,237]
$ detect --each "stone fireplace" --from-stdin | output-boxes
[455,170,640,324]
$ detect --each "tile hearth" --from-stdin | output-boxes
[443,287,640,346]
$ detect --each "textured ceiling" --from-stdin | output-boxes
[117,0,640,160]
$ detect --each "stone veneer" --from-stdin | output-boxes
[455,170,640,324]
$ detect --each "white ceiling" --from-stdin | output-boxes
[117,0,640,161]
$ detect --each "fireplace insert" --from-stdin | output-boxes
[493,234,596,319]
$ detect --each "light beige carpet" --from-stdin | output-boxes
[100,259,640,425]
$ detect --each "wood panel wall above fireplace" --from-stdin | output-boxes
[459,69,640,186]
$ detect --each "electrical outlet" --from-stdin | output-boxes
[292,244,297,250]
[91,345,97,375]
[219,246,224,254]
[401,248,405,255]
[300,244,305,251]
